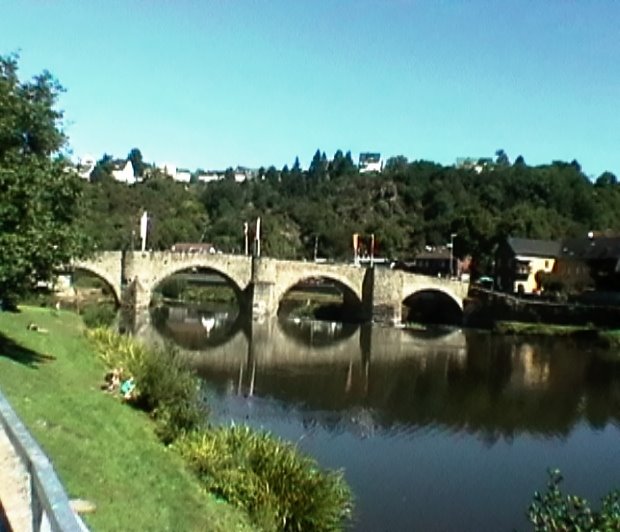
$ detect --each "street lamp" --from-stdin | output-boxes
[449,233,457,278]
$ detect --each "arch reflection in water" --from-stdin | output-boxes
[141,315,620,438]
[149,303,243,350]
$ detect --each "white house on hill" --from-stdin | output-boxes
[112,160,136,184]
[359,152,383,173]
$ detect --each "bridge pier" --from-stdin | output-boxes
[369,268,403,325]
[250,258,278,319]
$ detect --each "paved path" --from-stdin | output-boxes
[0,424,31,532]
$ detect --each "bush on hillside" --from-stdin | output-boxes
[87,328,204,441]
[175,425,353,531]
[81,303,117,329]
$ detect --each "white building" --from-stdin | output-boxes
[197,173,223,183]
[359,152,383,173]
[112,160,136,184]
[455,157,493,174]
[75,154,96,179]
[158,162,177,178]
[175,168,192,183]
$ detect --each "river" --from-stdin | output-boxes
[144,302,620,531]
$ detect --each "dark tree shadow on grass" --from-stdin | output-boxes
[0,333,56,368]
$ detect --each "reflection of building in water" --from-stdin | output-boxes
[509,343,550,388]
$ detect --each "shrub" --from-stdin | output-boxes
[81,303,117,329]
[87,329,204,441]
[130,344,205,442]
[528,469,620,531]
[157,277,187,300]
[175,425,353,531]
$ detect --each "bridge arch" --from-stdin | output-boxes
[151,265,247,302]
[71,266,122,305]
[274,273,364,320]
[71,251,123,305]
[402,288,463,326]
[149,259,250,299]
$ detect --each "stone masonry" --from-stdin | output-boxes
[74,251,469,326]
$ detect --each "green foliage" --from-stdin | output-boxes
[87,329,204,442]
[158,277,188,299]
[80,302,117,329]
[127,147,145,177]
[0,54,89,309]
[528,469,620,531]
[73,144,620,276]
[175,425,353,532]
[0,307,254,531]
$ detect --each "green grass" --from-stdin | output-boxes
[493,321,596,336]
[0,306,253,532]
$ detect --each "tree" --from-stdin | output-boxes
[90,153,114,182]
[291,156,302,176]
[0,55,88,309]
[495,149,510,166]
[595,171,617,187]
[308,149,328,181]
[385,155,409,173]
[127,147,145,177]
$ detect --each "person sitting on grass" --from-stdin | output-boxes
[120,376,136,401]
[102,368,122,392]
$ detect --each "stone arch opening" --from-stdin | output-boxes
[150,266,248,344]
[71,267,121,306]
[402,289,463,326]
[277,276,364,323]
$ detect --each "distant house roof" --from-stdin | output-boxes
[360,152,381,163]
[560,236,620,260]
[111,159,129,170]
[506,237,561,258]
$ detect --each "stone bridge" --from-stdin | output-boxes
[71,251,469,325]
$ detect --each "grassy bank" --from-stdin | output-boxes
[493,321,597,337]
[0,306,253,531]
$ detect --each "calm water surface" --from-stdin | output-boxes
[147,304,620,531]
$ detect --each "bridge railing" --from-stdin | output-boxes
[0,389,84,532]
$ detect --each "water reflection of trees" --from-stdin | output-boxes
[149,314,620,439]
[247,334,619,439]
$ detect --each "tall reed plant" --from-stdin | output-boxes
[175,425,353,531]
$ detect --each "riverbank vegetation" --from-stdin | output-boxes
[0,305,354,530]
[528,470,620,530]
[176,427,352,531]
[87,325,354,530]
[493,321,597,337]
[0,306,253,531]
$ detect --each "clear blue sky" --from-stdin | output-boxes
[1,0,618,177]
